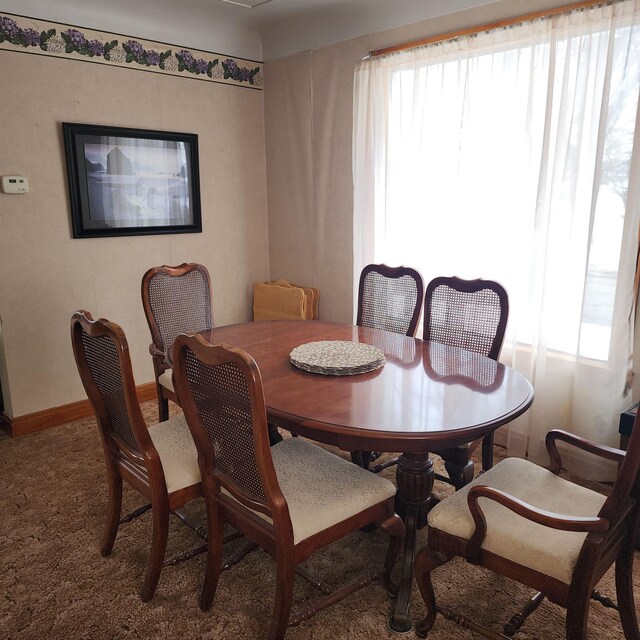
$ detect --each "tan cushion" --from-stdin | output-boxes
[253,280,307,321]
[244,438,396,544]
[158,370,174,392]
[427,457,607,583]
[148,414,200,493]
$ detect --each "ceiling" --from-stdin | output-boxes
[0,0,500,60]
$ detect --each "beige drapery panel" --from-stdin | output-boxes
[264,42,368,325]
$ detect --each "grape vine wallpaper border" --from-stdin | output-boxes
[0,12,263,90]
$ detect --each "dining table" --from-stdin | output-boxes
[168,319,534,633]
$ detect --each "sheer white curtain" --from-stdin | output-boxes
[353,1,640,479]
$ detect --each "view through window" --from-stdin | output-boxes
[371,19,639,361]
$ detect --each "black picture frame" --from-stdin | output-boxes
[62,123,202,238]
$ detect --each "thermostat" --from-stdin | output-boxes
[1,175,29,194]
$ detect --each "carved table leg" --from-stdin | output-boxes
[388,452,434,634]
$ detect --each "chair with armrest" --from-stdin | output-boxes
[172,333,405,640]
[70,310,202,601]
[424,276,508,488]
[353,263,424,469]
[415,426,639,639]
[141,263,213,423]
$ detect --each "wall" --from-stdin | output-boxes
[263,0,577,325]
[0,0,263,60]
[0,49,269,418]
[259,0,500,60]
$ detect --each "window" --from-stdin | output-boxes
[353,1,640,477]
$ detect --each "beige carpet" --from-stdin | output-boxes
[0,403,636,640]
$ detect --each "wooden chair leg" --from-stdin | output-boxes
[200,500,224,612]
[444,459,474,490]
[503,591,545,636]
[566,582,592,640]
[157,385,169,423]
[101,467,122,557]
[268,551,296,640]
[371,455,400,474]
[380,513,405,594]
[481,432,495,471]
[616,529,639,640]
[415,548,449,638]
[268,423,284,446]
[140,500,170,602]
[350,451,372,470]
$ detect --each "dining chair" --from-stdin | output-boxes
[141,262,213,423]
[70,310,202,601]
[356,263,424,337]
[354,263,424,469]
[424,276,508,489]
[415,427,639,640]
[172,333,405,640]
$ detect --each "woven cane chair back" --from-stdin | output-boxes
[175,336,277,514]
[71,311,146,455]
[424,277,508,361]
[357,264,424,337]
[143,264,213,353]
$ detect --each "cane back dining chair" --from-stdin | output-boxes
[357,263,424,336]
[70,311,202,601]
[172,333,405,640]
[141,263,213,423]
[415,426,640,640]
[424,276,508,489]
[353,263,424,469]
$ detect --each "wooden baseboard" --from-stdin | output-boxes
[1,382,158,438]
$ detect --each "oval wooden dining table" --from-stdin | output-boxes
[169,320,534,633]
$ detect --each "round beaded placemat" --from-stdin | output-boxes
[290,340,386,376]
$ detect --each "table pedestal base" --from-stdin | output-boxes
[389,452,435,633]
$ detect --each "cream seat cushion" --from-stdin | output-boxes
[158,370,174,392]
[148,414,200,493]
[237,438,396,544]
[427,457,607,584]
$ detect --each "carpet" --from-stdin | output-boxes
[0,403,636,639]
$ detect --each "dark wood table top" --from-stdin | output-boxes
[174,320,534,453]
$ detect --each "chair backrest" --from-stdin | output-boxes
[172,334,286,520]
[423,276,508,361]
[70,310,152,459]
[569,406,640,578]
[356,264,424,337]
[141,263,213,354]
[601,408,640,521]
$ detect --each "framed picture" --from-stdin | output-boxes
[62,123,202,238]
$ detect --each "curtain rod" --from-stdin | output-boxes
[369,0,609,57]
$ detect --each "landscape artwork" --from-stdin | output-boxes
[63,123,202,238]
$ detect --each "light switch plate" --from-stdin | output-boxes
[1,175,29,193]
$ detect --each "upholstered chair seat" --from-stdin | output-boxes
[148,414,200,493]
[427,457,606,583]
[157,370,174,393]
[242,438,397,543]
